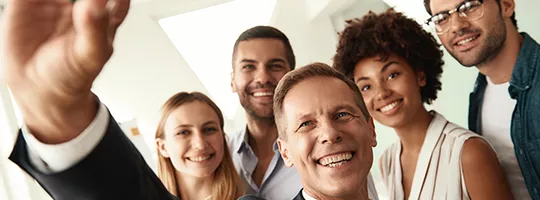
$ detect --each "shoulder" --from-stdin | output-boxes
[379,142,400,170]
[226,128,246,153]
[461,137,497,166]
[381,142,399,159]
[444,121,480,140]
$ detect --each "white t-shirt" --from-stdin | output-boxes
[481,77,531,199]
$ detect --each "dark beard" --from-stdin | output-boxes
[240,96,274,121]
[451,14,507,67]
[238,82,276,121]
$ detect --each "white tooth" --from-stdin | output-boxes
[253,92,274,97]
[319,152,353,166]
[381,101,400,113]
[457,36,477,46]
[190,155,211,162]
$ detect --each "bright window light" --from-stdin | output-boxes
[158,0,278,119]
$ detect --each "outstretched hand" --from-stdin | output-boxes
[1,0,130,143]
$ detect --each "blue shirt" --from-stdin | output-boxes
[228,127,303,200]
[469,32,540,199]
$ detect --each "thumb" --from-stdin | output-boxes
[72,0,113,77]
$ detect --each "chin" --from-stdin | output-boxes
[375,116,407,128]
[189,170,215,178]
[318,184,360,198]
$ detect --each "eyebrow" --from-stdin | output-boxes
[293,112,314,132]
[174,121,219,130]
[332,104,358,114]
[267,58,287,64]
[239,58,286,64]
[355,61,400,83]
[432,0,468,16]
[239,59,257,64]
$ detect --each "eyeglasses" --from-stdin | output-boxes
[425,0,484,35]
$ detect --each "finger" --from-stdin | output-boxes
[72,0,112,75]
[107,0,130,41]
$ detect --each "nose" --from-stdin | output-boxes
[318,120,343,144]
[254,66,273,85]
[374,84,391,101]
[191,132,207,150]
[450,12,471,35]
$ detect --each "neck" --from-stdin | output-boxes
[304,181,370,200]
[245,114,278,156]
[393,108,432,153]
[477,26,523,84]
[177,172,213,200]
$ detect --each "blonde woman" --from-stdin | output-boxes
[155,92,244,200]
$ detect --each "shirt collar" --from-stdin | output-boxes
[509,32,540,98]
[234,126,249,153]
[234,126,280,153]
[302,189,317,200]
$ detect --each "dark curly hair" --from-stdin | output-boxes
[333,8,444,105]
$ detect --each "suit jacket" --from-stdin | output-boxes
[292,190,305,200]
[236,191,305,200]
[8,113,178,200]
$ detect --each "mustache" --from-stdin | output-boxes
[454,28,480,39]
[246,82,276,92]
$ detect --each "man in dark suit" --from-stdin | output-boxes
[272,63,378,200]
[3,0,177,199]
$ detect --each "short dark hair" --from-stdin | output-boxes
[333,8,444,105]
[423,0,517,28]
[274,62,370,140]
[232,26,296,70]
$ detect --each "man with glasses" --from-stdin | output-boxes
[424,0,540,199]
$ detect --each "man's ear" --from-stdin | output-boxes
[499,0,515,19]
[156,138,170,158]
[277,139,294,168]
[231,72,237,93]
[368,117,377,147]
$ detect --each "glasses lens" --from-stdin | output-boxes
[429,13,451,34]
[459,1,484,21]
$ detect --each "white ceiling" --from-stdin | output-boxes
[382,0,431,24]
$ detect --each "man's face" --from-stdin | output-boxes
[430,0,510,67]
[277,76,377,199]
[231,38,291,120]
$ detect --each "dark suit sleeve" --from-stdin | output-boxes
[8,113,178,200]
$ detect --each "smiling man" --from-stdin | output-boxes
[424,0,540,199]
[273,63,377,200]
[228,26,303,200]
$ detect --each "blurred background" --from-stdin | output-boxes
[1,0,539,199]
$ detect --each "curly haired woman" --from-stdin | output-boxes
[333,9,513,200]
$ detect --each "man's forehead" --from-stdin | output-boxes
[234,39,287,61]
[430,0,466,14]
[283,77,358,117]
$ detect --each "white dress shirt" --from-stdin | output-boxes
[23,103,110,173]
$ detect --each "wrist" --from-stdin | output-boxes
[20,92,99,144]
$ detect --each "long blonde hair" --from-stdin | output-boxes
[155,92,244,200]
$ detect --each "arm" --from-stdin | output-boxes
[461,138,514,200]
[3,0,176,199]
[9,105,177,200]
[23,102,109,173]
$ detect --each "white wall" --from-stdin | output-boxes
[91,5,211,151]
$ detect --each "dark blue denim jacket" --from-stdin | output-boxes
[469,32,540,199]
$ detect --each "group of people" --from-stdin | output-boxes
[3,0,539,199]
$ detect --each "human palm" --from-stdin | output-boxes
[1,0,129,142]
[2,0,129,103]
